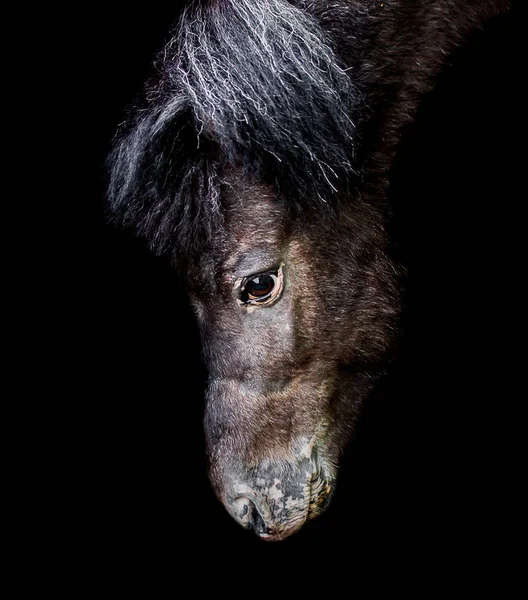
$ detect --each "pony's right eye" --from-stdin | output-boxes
[244,273,277,301]
[236,264,284,308]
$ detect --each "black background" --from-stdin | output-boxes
[88,2,522,584]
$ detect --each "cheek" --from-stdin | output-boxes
[230,296,297,376]
[192,291,297,380]
[285,250,326,351]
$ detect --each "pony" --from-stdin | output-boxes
[107,0,511,541]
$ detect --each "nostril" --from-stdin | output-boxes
[231,496,255,528]
[230,496,272,536]
[232,497,253,518]
[251,508,271,537]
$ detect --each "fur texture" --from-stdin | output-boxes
[108,0,361,262]
[106,0,511,540]
[108,1,510,262]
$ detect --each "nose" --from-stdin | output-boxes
[231,496,273,537]
[223,454,333,540]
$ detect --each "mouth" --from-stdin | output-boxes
[258,473,335,541]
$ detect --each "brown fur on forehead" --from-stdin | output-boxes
[179,176,289,292]
[215,174,292,274]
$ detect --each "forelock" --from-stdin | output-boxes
[107,0,359,262]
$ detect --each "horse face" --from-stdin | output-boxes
[187,175,400,540]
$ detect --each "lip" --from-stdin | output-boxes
[255,518,306,542]
[258,532,282,542]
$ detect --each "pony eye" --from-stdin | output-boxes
[238,265,284,307]
[246,274,275,299]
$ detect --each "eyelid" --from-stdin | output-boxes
[242,269,278,290]
[236,264,281,281]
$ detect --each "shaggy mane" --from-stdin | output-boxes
[107,0,358,259]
